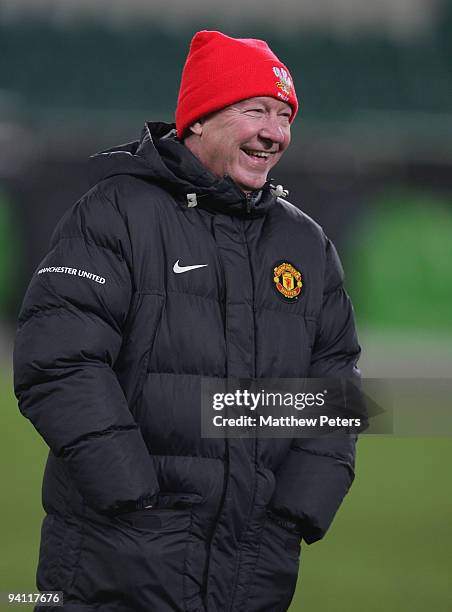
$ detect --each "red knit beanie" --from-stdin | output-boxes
[176,30,299,138]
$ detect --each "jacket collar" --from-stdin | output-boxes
[90,122,278,218]
[142,122,278,218]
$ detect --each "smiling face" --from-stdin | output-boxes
[184,97,292,192]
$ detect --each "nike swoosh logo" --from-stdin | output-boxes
[173,259,208,274]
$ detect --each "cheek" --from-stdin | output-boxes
[226,143,243,167]
[275,134,291,162]
[270,151,285,169]
[208,138,231,173]
[282,130,291,149]
[279,124,291,148]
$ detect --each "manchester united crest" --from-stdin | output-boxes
[273,261,302,300]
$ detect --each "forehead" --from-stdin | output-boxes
[234,96,292,113]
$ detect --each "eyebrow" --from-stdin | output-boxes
[242,99,290,111]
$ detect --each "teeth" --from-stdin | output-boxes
[244,150,270,159]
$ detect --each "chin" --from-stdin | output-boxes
[236,176,267,193]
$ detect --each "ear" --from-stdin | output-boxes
[189,121,203,136]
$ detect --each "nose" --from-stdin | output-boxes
[258,116,287,146]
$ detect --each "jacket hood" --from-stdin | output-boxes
[89,121,281,217]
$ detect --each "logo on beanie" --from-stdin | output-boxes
[272,66,292,100]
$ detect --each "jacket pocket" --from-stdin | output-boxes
[72,494,202,612]
[245,517,302,612]
[37,513,84,601]
[115,493,203,530]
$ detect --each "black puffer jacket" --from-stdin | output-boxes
[14,122,360,612]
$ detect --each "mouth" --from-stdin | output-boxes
[241,148,277,161]
[241,149,276,170]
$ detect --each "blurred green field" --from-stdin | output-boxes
[1,367,451,612]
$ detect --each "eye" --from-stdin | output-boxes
[244,108,265,116]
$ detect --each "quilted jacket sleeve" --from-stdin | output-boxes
[13,186,159,515]
[271,237,361,544]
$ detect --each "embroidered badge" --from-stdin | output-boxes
[273,261,302,300]
[272,66,293,102]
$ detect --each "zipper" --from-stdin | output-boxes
[245,191,262,214]
[245,192,252,214]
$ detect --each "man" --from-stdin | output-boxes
[14,31,360,612]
